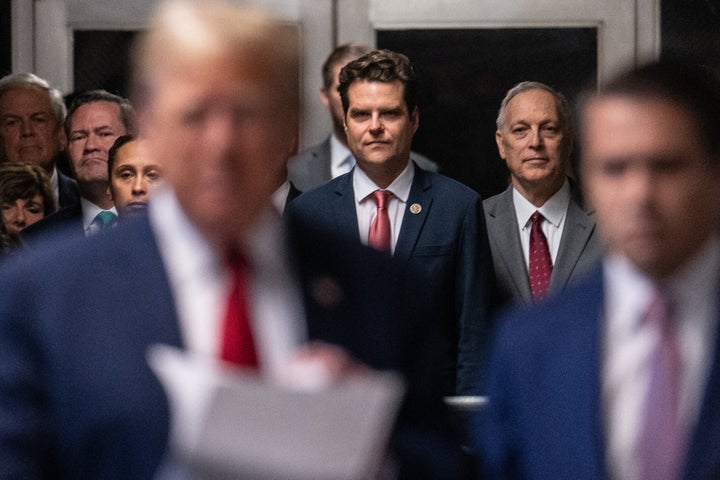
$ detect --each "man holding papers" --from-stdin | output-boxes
[0,1,468,478]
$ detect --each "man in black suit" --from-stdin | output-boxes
[22,90,135,242]
[0,1,468,478]
[288,43,438,192]
[0,72,79,208]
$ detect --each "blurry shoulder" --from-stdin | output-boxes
[494,265,604,347]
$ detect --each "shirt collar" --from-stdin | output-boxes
[352,159,414,204]
[604,233,720,331]
[149,186,286,279]
[513,179,571,229]
[50,167,60,202]
[330,133,354,172]
[272,180,291,214]
[81,197,117,231]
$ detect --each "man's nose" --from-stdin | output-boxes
[20,120,33,137]
[369,114,384,134]
[528,127,543,148]
[84,133,100,152]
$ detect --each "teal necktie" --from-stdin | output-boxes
[92,211,117,232]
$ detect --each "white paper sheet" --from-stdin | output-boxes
[148,344,405,480]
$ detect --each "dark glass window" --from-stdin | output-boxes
[72,30,138,97]
[377,28,597,198]
[662,0,720,69]
[0,0,11,76]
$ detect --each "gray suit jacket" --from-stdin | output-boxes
[288,136,439,192]
[483,182,603,306]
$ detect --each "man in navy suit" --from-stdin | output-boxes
[0,2,469,478]
[476,61,720,479]
[0,73,79,208]
[287,49,495,396]
[287,43,438,193]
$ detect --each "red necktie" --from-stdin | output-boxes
[638,290,686,480]
[368,190,392,252]
[528,211,553,301]
[220,252,258,368]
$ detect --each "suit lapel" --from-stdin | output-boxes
[394,168,433,262]
[683,288,720,478]
[549,194,596,292]
[487,187,532,301]
[332,171,362,241]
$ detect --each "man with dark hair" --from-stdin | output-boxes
[484,81,602,308]
[288,43,437,192]
[22,89,135,241]
[477,61,720,479]
[0,72,79,207]
[288,49,495,396]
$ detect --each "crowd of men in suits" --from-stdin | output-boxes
[0,0,719,478]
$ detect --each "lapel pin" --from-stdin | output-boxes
[311,275,343,308]
[409,203,422,214]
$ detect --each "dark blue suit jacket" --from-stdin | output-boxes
[0,214,469,479]
[287,165,495,395]
[21,201,84,246]
[476,267,720,479]
[57,171,79,209]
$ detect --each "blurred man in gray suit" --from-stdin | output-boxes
[484,81,602,306]
[288,43,437,193]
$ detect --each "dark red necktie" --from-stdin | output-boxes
[368,190,392,252]
[528,211,553,301]
[220,252,258,368]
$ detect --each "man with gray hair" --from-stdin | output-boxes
[0,72,79,207]
[483,81,602,307]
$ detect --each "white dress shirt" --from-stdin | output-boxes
[329,133,354,179]
[50,167,60,205]
[353,160,414,255]
[80,197,117,236]
[513,179,570,267]
[602,235,720,480]
[148,187,307,381]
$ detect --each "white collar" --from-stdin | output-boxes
[513,179,571,229]
[352,159,414,204]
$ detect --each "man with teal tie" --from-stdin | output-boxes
[22,90,134,243]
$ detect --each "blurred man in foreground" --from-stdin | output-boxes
[0,1,467,478]
[477,61,720,479]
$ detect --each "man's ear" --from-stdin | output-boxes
[410,107,419,133]
[495,130,506,160]
[320,87,330,109]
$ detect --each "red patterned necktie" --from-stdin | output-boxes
[638,290,686,480]
[220,252,258,368]
[528,211,553,301]
[368,190,392,252]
